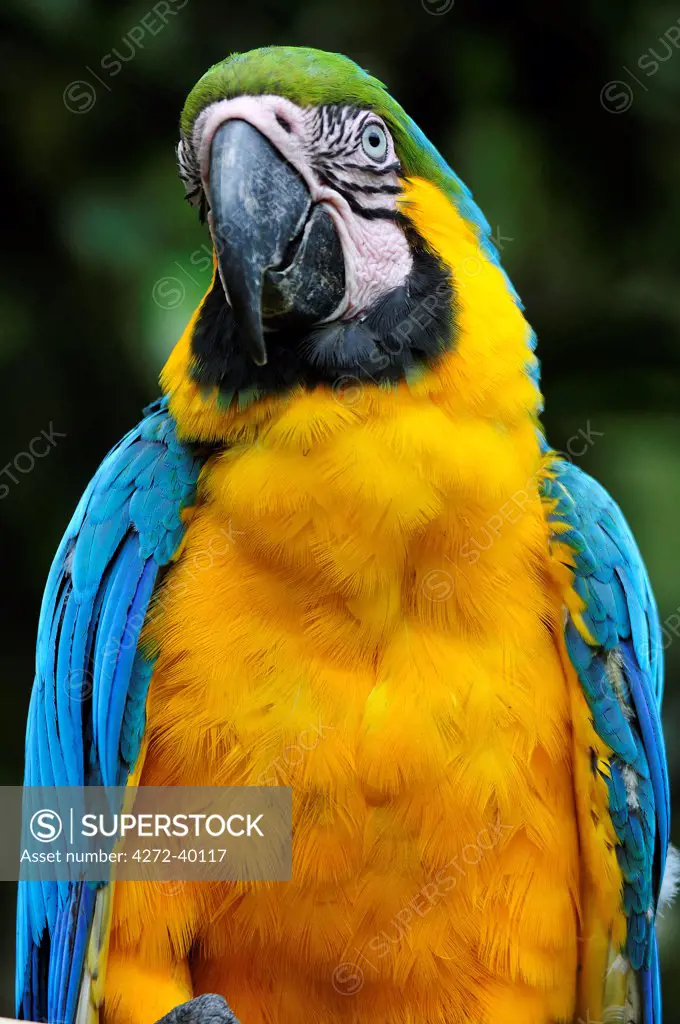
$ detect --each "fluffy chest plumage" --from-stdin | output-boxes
[131,391,582,1023]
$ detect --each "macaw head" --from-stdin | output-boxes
[164,46,539,432]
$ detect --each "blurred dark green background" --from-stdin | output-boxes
[1,0,679,1015]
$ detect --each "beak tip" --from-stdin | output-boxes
[244,325,268,367]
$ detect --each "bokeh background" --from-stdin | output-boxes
[2,0,680,1014]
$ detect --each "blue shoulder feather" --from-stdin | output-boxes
[16,398,204,1023]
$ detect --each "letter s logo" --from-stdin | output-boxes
[30,809,63,843]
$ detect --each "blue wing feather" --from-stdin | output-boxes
[16,398,203,1022]
[55,593,83,785]
[544,460,669,1023]
[103,557,158,786]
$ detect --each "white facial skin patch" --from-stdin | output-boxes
[184,95,414,320]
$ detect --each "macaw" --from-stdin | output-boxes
[17,45,676,1024]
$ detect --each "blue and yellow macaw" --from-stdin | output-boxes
[17,46,676,1024]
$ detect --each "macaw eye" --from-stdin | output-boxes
[361,123,388,162]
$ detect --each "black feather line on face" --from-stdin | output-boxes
[343,160,401,176]
[189,229,457,405]
[316,171,407,222]
[317,166,402,196]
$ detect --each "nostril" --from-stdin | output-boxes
[275,113,293,133]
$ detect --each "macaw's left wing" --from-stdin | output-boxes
[543,460,672,1024]
[17,398,204,1024]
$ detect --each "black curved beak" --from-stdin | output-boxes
[208,120,345,367]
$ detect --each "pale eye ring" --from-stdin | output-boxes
[361,123,388,162]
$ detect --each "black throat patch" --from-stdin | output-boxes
[189,229,457,406]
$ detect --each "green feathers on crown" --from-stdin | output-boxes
[181,46,463,207]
